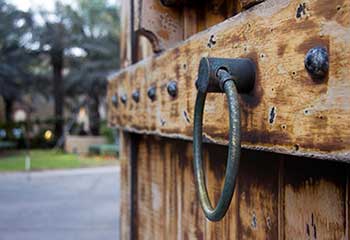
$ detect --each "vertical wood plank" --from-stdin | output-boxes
[204,143,238,239]
[237,150,279,239]
[130,135,350,240]
[120,132,131,240]
[176,140,206,239]
[164,141,178,239]
[346,173,349,240]
[278,159,285,240]
[152,136,166,240]
[183,6,198,39]
[135,136,153,239]
[120,0,132,67]
[283,157,347,239]
[135,136,207,240]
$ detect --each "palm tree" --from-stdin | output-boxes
[1,0,120,139]
[63,0,120,135]
[0,0,34,121]
[33,3,77,139]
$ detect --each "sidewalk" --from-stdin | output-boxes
[0,166,120,240]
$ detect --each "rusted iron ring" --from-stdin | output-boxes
[193,78,241,221]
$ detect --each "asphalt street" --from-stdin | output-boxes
[0,166,120,240]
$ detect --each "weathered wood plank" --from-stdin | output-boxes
[129,135,350,239]
[204,143,238,239]
[237,150,279,239]
[177,141,206,239]
[163,141,178,239]
[283,156,347,239]
[135,136,154,239]
[109,0,350,161]
[119,132,131,240]
[119,0,132,67]
[135,136,207,239]
[134,0,184,52]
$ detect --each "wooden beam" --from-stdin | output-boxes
[108,0,350,162]
[134,0,184,52]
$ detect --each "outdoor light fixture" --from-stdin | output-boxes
[44,130,53,141]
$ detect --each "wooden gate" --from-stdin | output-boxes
[108,0,350,239]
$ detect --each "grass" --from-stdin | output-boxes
[0,150,117,172]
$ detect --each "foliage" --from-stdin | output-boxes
[1,0,120,137]
[34,0,121,104]
[64,0,120,135]
[0,149,117,171]
[100,120,116,144]
[88,144,118,157]
[0,0,38,121]
[35,0,120,136]
[64,0,120,96]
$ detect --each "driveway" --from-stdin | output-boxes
[0,166,120,240]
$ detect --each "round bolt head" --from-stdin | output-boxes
[304,46,329,80]
[167,81,178,97]
[111,94,118,107]
[120,94,127,104]
[147,86,156,101]
[132,90,140,103]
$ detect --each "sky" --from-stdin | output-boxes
[8,0,73,11]
[8,0,119,11]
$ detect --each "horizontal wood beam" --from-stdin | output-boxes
[108,0,350,162]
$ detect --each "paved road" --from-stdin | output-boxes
[0,166,120,240]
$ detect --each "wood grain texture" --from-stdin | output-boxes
[108,0,350,162]
[119,132,131,240]
[134,0,184,52]
[237,150,279,239]
[120,0,132,67]
[283,156,347,239]
[135,136,206,240]
[204,143,237,239]
[127,135,350,239]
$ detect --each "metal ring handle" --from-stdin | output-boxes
[193,79,240,222]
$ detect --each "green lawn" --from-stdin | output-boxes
[0,150,117,172]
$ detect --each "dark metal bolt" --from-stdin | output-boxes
[120,94,127,105]
[304,46,329,80]
[167,81,178,97]
[111,94,118,107]
[147,86,156,101]
[132,90,140,103]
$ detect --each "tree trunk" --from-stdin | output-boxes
[51,49,64,140]
[89,93,100,136]
[4,98,13,123]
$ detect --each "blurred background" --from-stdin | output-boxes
[0,0,121,239]
[0,0,120,168]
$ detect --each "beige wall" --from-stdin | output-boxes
[65,135,107,154]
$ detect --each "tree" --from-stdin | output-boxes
[63,0,120,135]
[0,0,120,139]
[32,0,120,136]
[0,0,34,122]
[33,3,75,139]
